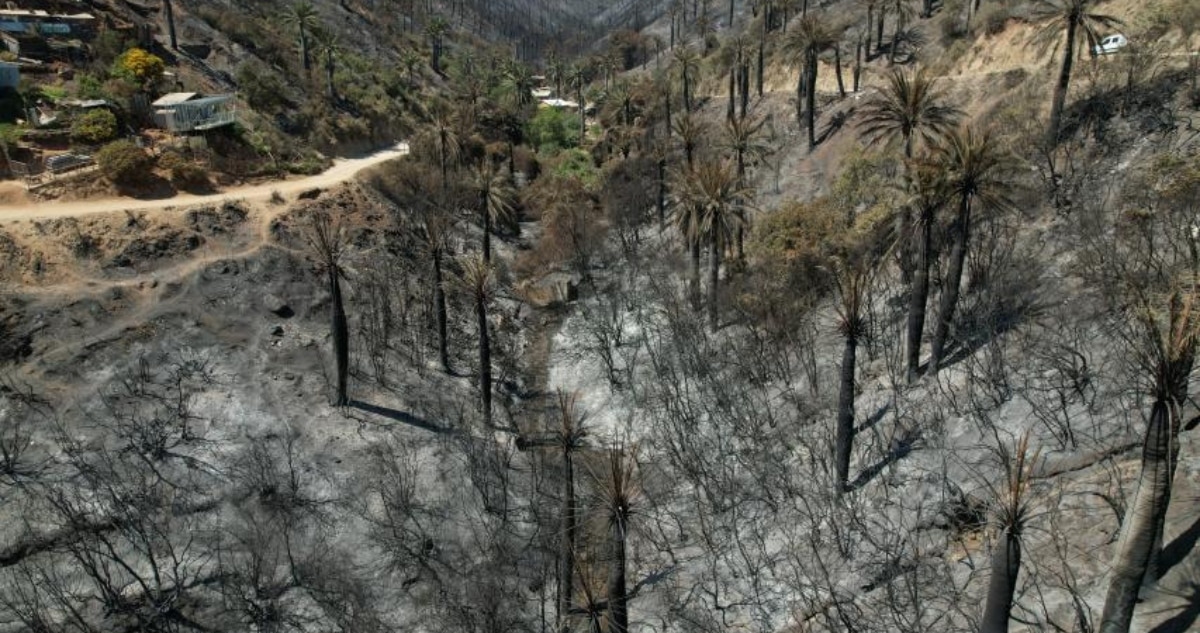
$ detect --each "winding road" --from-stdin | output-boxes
[0,142,409,224]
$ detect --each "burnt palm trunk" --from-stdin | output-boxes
[326,51,337,102]
[608,521,628,633]
[734,60,744,116]
[927,194,971,375]
[481,191,493,263]
[657,158,667,230]
[805,53,818,150]
[683,70,692,112]
[834,43,845,98]
[477,293,492,426]
[1047,16,1078,146]
[1099,400,1175,633]
[708,233,721,330]
[690,235,701,310]
[905,204,933,383]
[757,19,765,96]
[835,332,857,492]
[330,267,349,406]
[300,27,311,71]
[876,9,886,57]
[163,0,178,49]
[433,251,449,372]
[728,66,736,121]
[854,35,863,91]
[980,529,1022,633]
[578,84,586,146]
[558,448,576,633]
[889,5,903,63]
[866,5,874,60]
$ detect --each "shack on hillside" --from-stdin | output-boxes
[151,92,236,133]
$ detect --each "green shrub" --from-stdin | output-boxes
[977,4,1011,36]
[70,109,118,145]
[526,106,579,154]
[170,162,210,192]
[95,139,153,186]
[551,148,598,187]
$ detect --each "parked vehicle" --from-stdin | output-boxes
[1093,33,1128,55]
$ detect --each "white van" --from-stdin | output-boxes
[1093,34,1128,55]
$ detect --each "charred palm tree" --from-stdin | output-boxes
[857,65,961,285]
[672,45,701,113]
[926,126,1017,376]
[679,160,750,330]
[903,160,948,382]
[420,206,452,374]
[783,15,837,150]
[591,447,639,633]
[417,108,461,183]
[304,210,349,406]
[669,165,705,311]
[721,114,771,262]
[1100,288,1198,633]
[470,160,515,263]
[460,256,496,427]
[1033,0,1121,145]
[515,392,589,632]
[980,432,1038,633]
[832,258,871,492]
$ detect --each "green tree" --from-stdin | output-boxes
[96,139,153,187]
[1034,0,1121,145]
[783,14,837,150]
[926,127,1018,375]
[70,109,118,145]
[283,1,321,72]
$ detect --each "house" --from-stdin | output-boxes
[539,98,579,109]
[0,61,16,89]
[0,9,95,37]
[151,92,237,133]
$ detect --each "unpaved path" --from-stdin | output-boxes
[0,142,409,223]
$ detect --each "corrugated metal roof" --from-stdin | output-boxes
[152,92,198,107]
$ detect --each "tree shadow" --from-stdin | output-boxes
[348,400,451,435]
[816,109,851,146]
[1148,582,1200,633]
[855,403,890,435]
[1159,513,1200,578]
[847,431,918,492]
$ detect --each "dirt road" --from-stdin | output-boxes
[0,142,409,224]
